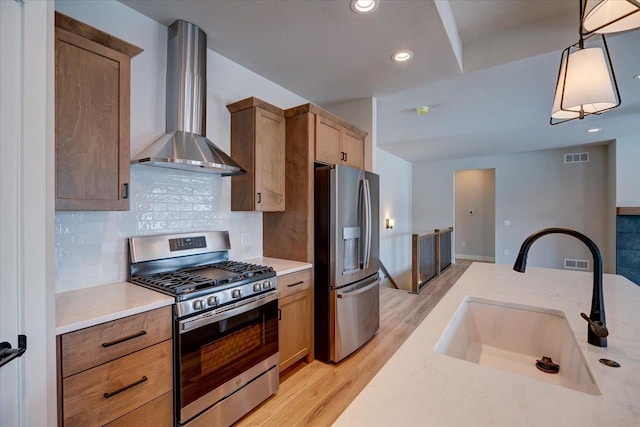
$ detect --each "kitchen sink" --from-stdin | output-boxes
[434,297,600,395]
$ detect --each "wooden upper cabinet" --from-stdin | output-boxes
[287,104,366,170]
[315,116,342,165]
[228,97,285,212]
[341,129,364,169]
[55,13,142,211]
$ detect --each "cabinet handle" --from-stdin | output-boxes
[286,281,305,288]
[123,183,129,199]
[257,192,262,203]
[344,152,348,162]
[103,376,148,399]
[277,308,281,320]
[101,330,147,348]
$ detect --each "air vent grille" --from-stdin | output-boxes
[564,152,589,164]
[564,258,589,270]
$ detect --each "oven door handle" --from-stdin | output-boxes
[179,290,279,333]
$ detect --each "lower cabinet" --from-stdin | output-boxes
[57,306,173,426]
[104,391,173,427]
[277,269,313,373]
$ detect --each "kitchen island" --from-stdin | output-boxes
[334,263,640,426]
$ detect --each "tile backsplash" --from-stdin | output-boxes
[55,166,262,293]
[616,215,640,286]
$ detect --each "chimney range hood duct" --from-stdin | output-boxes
[131,20,246,176]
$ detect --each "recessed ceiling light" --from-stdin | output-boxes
[634,73,640,80]
[391,50,413,63]
[350,0,379,14]
[587,128,601,133]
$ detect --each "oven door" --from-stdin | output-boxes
[177,292,279,424]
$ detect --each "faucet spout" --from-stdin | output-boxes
[513,227,607,347]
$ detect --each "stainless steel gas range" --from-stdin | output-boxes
[128,231,279,426]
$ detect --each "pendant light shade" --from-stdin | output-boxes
[550,36,620,125]
[583,0,640,35]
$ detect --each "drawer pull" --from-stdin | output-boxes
[101,330,147,348]
[287,281,305,288]
[103,376,148,399]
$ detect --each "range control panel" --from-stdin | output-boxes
[169,236,207,252]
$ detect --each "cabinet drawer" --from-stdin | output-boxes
[277,269,311,299]
[61,306,172,377]
[63,340,173,427]
[104,391,173,427]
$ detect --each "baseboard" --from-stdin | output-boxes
[455,254,495,262]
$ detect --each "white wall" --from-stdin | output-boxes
[325,97,377,171]
[54,0,307,292]
[376,149,413,290]
[615,136,640,206]
[454,169,495,261]
[413,145,613,273]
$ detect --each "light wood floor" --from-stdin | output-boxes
[236,260,473,427]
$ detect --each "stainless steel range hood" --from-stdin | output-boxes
[131,20,246,176]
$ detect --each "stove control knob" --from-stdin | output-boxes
[253,283,262,293]
[262,281,270,290]
[232,289,242,299]
[192,299,204,311]
[207,296,219,307]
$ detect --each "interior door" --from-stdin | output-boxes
[0,1,24,424]
[1,2,54,425]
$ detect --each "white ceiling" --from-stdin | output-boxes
[120,0,640,163]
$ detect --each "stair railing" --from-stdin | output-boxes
[411,227,453,293]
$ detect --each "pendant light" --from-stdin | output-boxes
[583,0,640,35]
[550,0,621,125]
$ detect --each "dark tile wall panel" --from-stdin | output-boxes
[616,215,640,286]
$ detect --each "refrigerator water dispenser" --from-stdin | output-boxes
[342,226,360,273]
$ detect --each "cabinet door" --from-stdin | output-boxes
[278,289,311,373]
[55,28,131,211]
[255,107,285,211]
[315,115,341,165]
[341,130,364,169]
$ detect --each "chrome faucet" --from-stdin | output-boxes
[513,228,609,347]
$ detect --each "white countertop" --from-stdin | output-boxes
[56,282,174,335]
[335,263,640,426]
[244,257,312,276]
[56,257,310,335]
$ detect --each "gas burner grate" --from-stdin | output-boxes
[209,261,275,276]
[131,271,215,295]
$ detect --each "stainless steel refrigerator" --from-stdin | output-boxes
[314,164,380,363]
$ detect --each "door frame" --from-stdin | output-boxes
[452,168,496,263]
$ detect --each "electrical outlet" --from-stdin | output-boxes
[461,242,466,248]
[504,220,511,226]
[240,233,251,245]
[504,249,509,256]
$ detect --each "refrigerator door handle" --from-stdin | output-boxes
[358,179,365,269]
[363,179,372,269]
[336,276,379,298]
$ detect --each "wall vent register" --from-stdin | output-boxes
[564,152,590,163]
[565,258,590,270]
